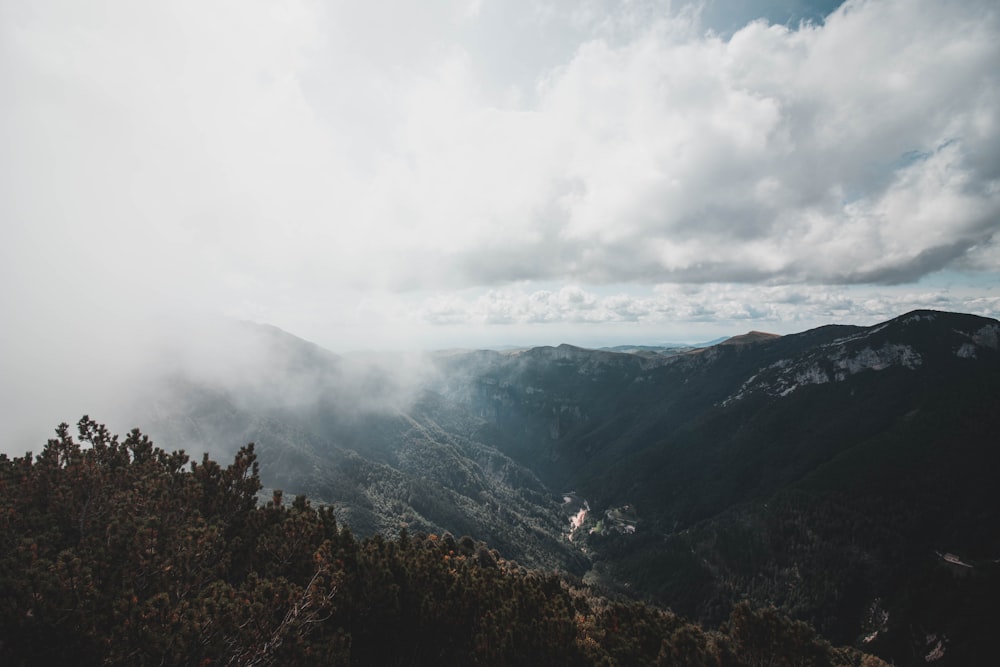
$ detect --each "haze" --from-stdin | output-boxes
[2,0,999,450]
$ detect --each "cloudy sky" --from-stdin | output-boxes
[3,0,999,363]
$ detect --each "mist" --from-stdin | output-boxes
[0,302,438,458]
[4,0,999,454]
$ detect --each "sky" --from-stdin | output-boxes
[2,0,1000,442]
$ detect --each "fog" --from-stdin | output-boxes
[4,0,999,454]
[0,304,438,457]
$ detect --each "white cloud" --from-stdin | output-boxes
[1,0,998,407]
[414,281,1000,334]
[4,0,998,304]
[259,0,998,293]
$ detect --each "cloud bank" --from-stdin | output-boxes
[419,282,1000,329]
[4,1,998,291]
[411,0,999,289]
[1,0,998,390]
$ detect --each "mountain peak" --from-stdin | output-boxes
[718,330,781,346]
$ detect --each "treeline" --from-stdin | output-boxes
[1,418,885,666]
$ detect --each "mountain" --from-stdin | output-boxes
[128,310,999,665]
[597,344,696,355]
[135,323,589,574]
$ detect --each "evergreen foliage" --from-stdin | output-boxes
[1,418,886,666]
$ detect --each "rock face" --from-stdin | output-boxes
[131,309,1000,666]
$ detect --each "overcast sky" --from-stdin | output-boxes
[3,0,999,363]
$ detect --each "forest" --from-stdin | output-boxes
[0,417,887,666]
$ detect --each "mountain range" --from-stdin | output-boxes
[125,309,1000,666]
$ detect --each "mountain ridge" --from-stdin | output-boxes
[123,308,999,665]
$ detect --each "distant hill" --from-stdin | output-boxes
[123,310,999,665]
[716,330,781,345]
[598,344,695,355]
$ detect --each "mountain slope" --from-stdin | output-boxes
[125,310,999,665]
[418,310,1000,664]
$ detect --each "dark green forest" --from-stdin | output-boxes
[1,418,886,666]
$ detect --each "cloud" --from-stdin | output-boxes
[425,0,1000,288]
[416,281,1000,332]
[5,0,997,313]
[2,0,999,446]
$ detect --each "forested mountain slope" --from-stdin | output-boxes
[85,309,1000,664]
[428,310,1000,664]
[0,420,887,666]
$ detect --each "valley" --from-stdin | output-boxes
[123,309,1000,665]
